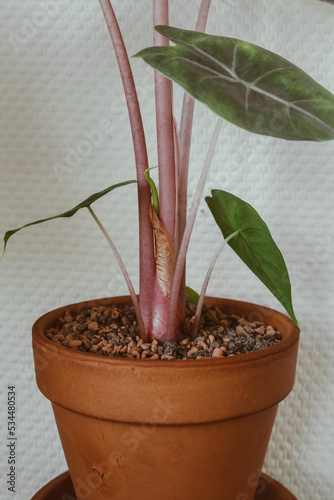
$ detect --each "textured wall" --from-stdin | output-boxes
[0,0,333,498]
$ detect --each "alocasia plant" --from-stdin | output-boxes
[2,0,334,344]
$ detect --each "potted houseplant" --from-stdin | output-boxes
[2,0,334,498]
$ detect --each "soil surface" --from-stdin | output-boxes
[45,302,282,360]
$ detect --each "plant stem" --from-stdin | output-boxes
[173,115,181,250]
[153,0,176,242]
[178,0,212,249]
[177,0,212,333]
[166,117,223,340]
[192,230,239,337]
[98,0,155,334]
[87,206,147,340]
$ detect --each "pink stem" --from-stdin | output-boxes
[167,118,223,339]
[178,0,212,249]
[88,207,147,340]
[191,231,239,337]
[98,0,155,335]
[153,0,176,242]
[176,0,212,337]
[173,115,181,249]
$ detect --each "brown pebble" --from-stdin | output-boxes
[150,354,159,360]
[255,327,265,335]
[64,310,73,323]
[236,326,247,335]
[266,325,276,335]
[54,333,65,341]
[121,316,128,326]
[88,321,99,331]
[68,340,82,348]
[151,344,158,353]
[81,337,91,349]
[127,342,136,353]
[198,341,208,351]
[161,354,174,360]
[212,347,224,357]
[179,338,189,346]
[141,343,151,350]
[188,347,198,356]
[209,335,215,344]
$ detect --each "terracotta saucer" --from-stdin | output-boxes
[31,470,298,499]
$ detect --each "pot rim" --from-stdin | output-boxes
[32,296,300,423]
[32,295,299,370]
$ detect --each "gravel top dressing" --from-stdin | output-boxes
[45,302,282,360]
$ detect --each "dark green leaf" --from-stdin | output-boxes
[206,190,298,325]
[1,180,137,261]
[136,26,334,141]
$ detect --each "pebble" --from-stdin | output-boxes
[68,340,82,348]
[236,326,247,335]
[88,321,99,331]
[64,310,73,323]
[45,303,282,361]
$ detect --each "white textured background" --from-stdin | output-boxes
[0,0,333,499]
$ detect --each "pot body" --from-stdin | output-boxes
[32,297,299,500]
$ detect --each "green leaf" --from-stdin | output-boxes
[1,180,137,262]
[185,286,200,305]
[136,26,334,141]
[206,190,298,325]
[144,166,159,216]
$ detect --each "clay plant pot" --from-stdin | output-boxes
[32,296,299,500]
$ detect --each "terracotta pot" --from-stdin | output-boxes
[32,296,299,500]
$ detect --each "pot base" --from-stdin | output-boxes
[31,470,297,500]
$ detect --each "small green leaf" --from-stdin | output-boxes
[136,26,334,141]
[206,190,298,325]
[144,166,159,216]
[1,180,137,262]
[186,286,200,305]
